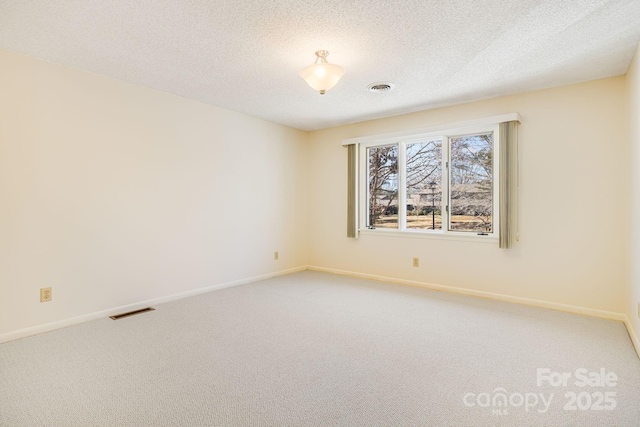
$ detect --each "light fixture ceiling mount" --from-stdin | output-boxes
[299,50,345,95]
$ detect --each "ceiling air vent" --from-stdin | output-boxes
[367,82,395,93]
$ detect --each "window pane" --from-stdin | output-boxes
[449,133,493,233]
[368,145,398,229]
[406,140,442,230]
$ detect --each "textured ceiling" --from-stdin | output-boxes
[1,1,639,131]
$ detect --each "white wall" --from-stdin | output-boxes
[628,44,640,348]
[0,50,309,336]
[308,77,630,314]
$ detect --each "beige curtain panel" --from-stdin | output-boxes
[499,121,519,249]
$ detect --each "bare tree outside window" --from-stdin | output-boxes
[406,141,442,230]
[449,133,493,232]
[367,145,398,228]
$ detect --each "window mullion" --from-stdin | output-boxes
[443,137,450,233]
[398,142,407,231]
[493,125,500,236]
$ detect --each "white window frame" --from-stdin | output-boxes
[356,122,502,242]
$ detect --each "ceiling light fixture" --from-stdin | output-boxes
[299,50,345,95]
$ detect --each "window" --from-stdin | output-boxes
[360,124,500,238]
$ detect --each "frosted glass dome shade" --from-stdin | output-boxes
[299,50,345,94]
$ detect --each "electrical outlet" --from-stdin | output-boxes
[274,251,279,260]
[40,287,52,303]
[412,257,419,268]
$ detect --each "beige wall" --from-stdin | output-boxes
[628,44,640,346]
[308,77,630,314]
[1,47,636,342]
[0,50,309,336]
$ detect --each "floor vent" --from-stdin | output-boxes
[110,307,155,320]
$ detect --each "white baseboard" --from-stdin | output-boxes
[3,264,639,361]
[308,265,640,359]
[623,316,640,360]
[307,265,628,322]
[0,266,306,345]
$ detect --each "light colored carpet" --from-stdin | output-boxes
[1,271,639,426]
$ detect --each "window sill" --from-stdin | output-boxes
[358,228,498,243]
